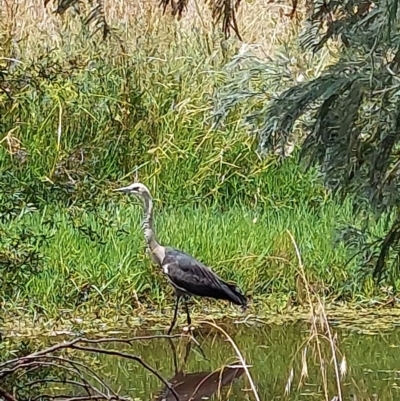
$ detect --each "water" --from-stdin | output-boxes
[4,321,400,400]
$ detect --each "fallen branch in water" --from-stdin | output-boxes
[0,334,184,401]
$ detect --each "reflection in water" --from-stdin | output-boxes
[6,322,400,400]
[155,338,244,401]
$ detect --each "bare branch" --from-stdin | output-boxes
[0,334,185,401]
[0,386,18,401]
[19,360,108,399]
[70,344,180,401]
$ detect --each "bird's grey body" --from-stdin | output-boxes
[163,247,246,304]
[113,182,247,333]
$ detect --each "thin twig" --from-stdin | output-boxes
[79,333,183,344]
[18,361,105,398]
[0,338,81,369]
[2,355,114,397]
[33,396,122,401]
[27,378,98,395]
[70,344,180,401]
[8,357,112,399]
[0,386,17,401]
[0,334,183,370]
[1,335,183,401]
[198,320,260,401]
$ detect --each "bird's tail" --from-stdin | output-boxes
[223,282,248,310]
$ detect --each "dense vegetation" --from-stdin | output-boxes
[0,0,397,326]
[215,0,400,283]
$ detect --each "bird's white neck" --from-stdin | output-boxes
[142,195,165,264]
[142,195,157,248]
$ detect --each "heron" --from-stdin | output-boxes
[113,182,247,334]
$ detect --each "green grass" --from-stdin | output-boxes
[0,22,328,211]
[0,190,384,320]
[0,5,395,328]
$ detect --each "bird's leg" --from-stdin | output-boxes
[182,296,196,333]
[167,295,181,335]
[183,297,192,326]
[182,299,207,360]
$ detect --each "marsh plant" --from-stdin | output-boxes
[0,0,397,327]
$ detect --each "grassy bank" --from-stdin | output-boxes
[0,0,393,331]
[0,192,387,319]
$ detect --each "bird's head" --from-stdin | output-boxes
[113,182,151,198]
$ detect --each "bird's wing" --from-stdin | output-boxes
[163,248,239,300]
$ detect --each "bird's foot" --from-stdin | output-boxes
[182,325,196,334]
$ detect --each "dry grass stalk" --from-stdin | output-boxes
[286,229,346,401]
[199,319,261,401]
[2,0,307,60]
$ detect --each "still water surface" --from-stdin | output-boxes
[10,320,400,400]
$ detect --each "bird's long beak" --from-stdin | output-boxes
[113,186,131,193]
